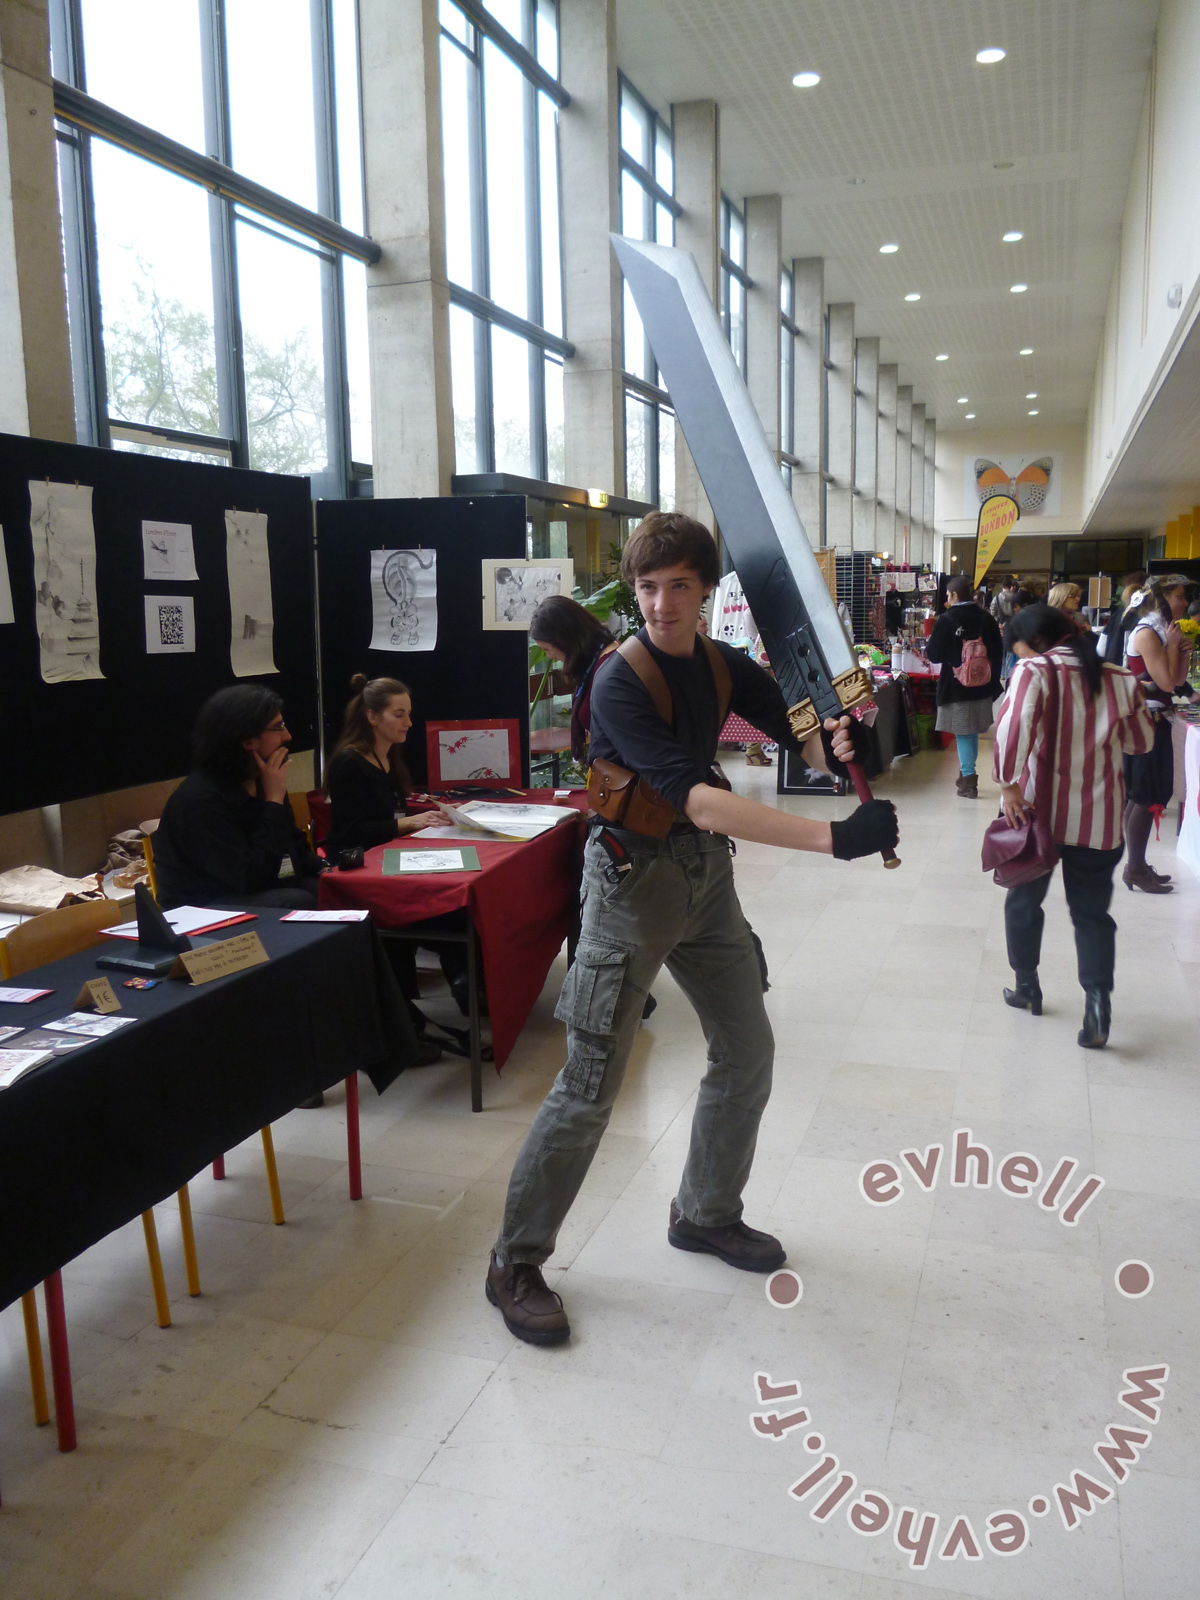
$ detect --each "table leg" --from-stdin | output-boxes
[42,1273,75,1453]
[260,1126,286,1225]
[177,1184,202,1295]
[21,1291,49,1425]
[345,1074,362,1201]
[467,913,483,1113]
[212,1156,226,1180]
[142,1210,172,1328]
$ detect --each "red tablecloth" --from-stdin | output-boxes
[318,793,587,1069]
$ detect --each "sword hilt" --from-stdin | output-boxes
[844,761,901,869]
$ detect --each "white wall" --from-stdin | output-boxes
[1084,0,1200,519]
[934,422,1087,570]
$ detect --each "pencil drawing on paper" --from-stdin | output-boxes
[481,558,574,630]
[224,508,277,676]
[370,548,438,652]
[29,479,104,683]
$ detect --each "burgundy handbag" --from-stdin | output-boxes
[981,660,1061,887]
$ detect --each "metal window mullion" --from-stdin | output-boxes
[523,0,545,479]
[312,0,349,495]
[449,0,568,107]
[470,38,494,471]
[617,151,680,219]
[640,176,656,384]
[201,0,249,468]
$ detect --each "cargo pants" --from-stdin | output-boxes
[494,825,775,1266]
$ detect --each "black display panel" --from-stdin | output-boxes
[0,432,315,815]
[316,496,530,788]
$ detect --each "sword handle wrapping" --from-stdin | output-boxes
[844,761,901,868]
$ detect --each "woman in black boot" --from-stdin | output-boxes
[1121,576,1195,892]
[927,575,1003,797]
[993,606,1156,1049]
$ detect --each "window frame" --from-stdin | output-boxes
[48,0,373,494]
[719,193,751,374]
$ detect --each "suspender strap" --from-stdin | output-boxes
[615,634,734,728]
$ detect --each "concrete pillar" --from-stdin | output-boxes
[825,303,854,552]
[0,0,73,439]
[671,99,718,530]
[924,417,937,568]
[360,0,455,497]
[895,384,912,563]
[745,194,781,453]
[790,256,824,547]
[910,403,926,567]
[852,335,878,553]
[876,363,897,556]
[560,0,622,496]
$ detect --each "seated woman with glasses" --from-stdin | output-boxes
[154,685,323,911]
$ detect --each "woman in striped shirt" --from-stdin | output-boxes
[994,604,1155,1049]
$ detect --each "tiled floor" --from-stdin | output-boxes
[3,744,1198,1597]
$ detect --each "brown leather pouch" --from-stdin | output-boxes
[586,757,677,838]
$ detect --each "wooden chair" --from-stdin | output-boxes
[141,832,159,897]
[287,791,316,851]
[1,898,199,1452]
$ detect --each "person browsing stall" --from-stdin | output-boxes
[155,686,323,910]
[528,594,617,766]
[485,511,898,1348]
[324,675,442,857]
[1121,574,1195,891]
[926,574,1003,799]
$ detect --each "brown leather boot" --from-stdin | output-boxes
[955,773,979,798]
[667,1200,785,1272]
[485,1257,570,1345]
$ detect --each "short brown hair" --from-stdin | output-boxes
[946,574,972,600]
[620,511,720,589]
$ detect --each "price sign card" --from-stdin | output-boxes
[178,931,269,985]
[74,976,121,1014]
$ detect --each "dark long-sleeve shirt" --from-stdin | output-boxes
[925,603,1003,706]
[588,628,802,814]
[154,769,318,908]
[325,749,404,856]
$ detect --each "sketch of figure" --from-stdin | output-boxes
[224,508,277,676]
[370,549,438,652]
[29,479,104,683]
[481,558,573,629]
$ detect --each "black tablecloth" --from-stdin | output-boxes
[0,915,418,1308]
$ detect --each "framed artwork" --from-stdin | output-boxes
[481,557,574,630]
[426,719,522,787]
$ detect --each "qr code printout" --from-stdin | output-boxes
[158,605,185,646]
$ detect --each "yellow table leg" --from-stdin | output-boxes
[177,1184,201,1296]
[260,1126,285,1225]
[21,1291,50,1425]
[141,1210,171,1327]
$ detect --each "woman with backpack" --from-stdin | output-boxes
[926,573,1004,797]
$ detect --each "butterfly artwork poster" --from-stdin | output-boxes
[963,453,1061,519]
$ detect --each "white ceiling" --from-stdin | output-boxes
[616,0,1161,434]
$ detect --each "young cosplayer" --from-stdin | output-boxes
[487,512,899,1345]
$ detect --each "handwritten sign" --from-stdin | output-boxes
[74,976,121,1014]
[177,931,269,985]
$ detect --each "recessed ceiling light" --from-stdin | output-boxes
[1026,392,1038,399]
[965,413,976,419]
[936,353,949,361]
[792,71,821,87]
[845,176,867,186]
[904,292,921,301]
[1002,230,1024,242]
[1020,346,1034,355]
[977,47,1006,64]
[879,243,899,254]
[957,396,969,404]
[1028,409,1039,416]
[992,161,1014,171]
[1010,283,1028,293]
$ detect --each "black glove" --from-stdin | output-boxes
[819,716,870,776]
[830,799,899,860]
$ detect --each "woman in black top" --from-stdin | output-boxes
[925,573,1003,798]
[325,675,439,857]
[528,595,615,763]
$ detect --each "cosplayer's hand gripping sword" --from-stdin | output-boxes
[612,234,899,867]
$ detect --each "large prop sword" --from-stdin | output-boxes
[613,234,898,866]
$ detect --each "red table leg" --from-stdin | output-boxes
[42,1272,76,1453]
[212,1155,226,1180]
[345,1073,362,1201]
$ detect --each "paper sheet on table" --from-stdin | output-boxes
[144,594,196,654]
[0,1051,53,1088]
[0,1027,91,1053]
[382,847,481,874]
[370,549,437,651]
[44,1013,137,1038]
[142,520,198,581]
[0,986,53,1003]
[29,480,104,682]
[225,508,277,676]
[102,906,256,940]
[439,801,578,840]
[0,527,13,625]
[280,909,370,922]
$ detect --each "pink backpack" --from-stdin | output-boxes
[953,632,991,688]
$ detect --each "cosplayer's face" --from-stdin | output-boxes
[634,563,712,655]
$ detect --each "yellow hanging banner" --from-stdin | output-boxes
[973,494,1019,589]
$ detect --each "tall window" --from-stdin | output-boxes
[719,195,749,373]
[440,0,567,483]
[780,266,800,491]
[50,0,372,496]
[619,76,678,508]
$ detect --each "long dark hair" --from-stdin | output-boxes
[327,675,413,797]
[193,685,284,784]
[529,595,613,688]
[1006,603,1103,700]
